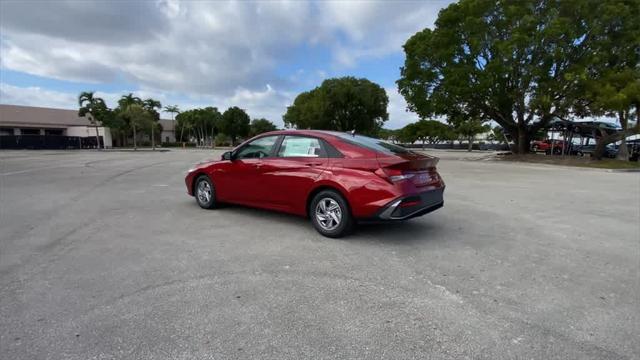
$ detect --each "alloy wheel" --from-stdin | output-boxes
[315,197,342,231]
[197,180,213,205]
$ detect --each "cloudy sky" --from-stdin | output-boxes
[0,0,452,129]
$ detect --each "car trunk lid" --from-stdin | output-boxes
[376,151,440,187]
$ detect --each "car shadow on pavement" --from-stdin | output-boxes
[352,219,445,245]
[185,200,447,244]
[215,203,311,227]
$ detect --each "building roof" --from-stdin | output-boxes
[0,104,91,128]
[0,104,175,130]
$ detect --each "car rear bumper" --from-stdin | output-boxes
[371,187,444,221]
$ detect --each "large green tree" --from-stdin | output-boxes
[121,103,153,150]
[284,77,389,136]
[397,123,419,145]
[450,117,491,152]
[378,128,399,142]
[249,118,277,137]
[573,1,639,160]
[398,0,601,154]
[221,107,250,145]
[415,120,454,148]
[396,120,455,148]
[175,107,221,146]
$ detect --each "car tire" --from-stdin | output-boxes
[310,190,353,238]
[194,175,217,209]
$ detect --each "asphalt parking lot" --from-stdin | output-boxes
[1,149,638,359]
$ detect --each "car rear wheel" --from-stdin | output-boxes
[195,175,217,209]
[310,190,353,238]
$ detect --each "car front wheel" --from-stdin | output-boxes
[310,190,353,238]
[195,175,217,209]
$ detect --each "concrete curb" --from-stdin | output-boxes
[494,159,640,173]
[606,168,640,173]
[104,149,171,152]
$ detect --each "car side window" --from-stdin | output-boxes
[278,136,324,158]
[235,136,278,159]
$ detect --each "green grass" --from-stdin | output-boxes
[498,154,640,170]
[575,159,640,170]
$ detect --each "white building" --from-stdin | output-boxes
[0,104,176,149]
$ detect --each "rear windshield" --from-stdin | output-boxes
[334,133,410,155]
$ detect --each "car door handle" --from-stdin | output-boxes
[305,162,322,167]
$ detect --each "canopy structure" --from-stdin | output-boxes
[547,119,621,139]
[541,119,640,159]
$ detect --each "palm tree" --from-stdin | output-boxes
[118,93,142,149]
[143,98,162,113]
[78,91,107,149]
[118,93,142,109]
[164,105,180,120]
[164,105,180,144]
[143,99,162,149]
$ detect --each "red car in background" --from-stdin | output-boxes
[185,130,445,237]
[531,139,568,153]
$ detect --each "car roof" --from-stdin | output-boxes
[258,129,346,140]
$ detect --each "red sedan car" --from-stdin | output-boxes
[185,130,445,237]
[531,139,567,153]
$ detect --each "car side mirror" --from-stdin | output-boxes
[222,151,233,161]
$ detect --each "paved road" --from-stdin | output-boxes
[1,150,638,359]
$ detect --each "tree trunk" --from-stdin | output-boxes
[422,139,425,150]
[133,125,137,150]
[616,138,628,161]
[95,125,101,150]
[616,111,628,161]
[151,123,155,150]
[467,136,473,152]
[516,125,530,154]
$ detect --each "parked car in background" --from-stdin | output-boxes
[530,140,581,155]
[578,144,618,158]
[573,121,622,135]
[185,130,445,238]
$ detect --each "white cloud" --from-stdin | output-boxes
[318,1,451,67]
[386,87,420,129]
[0,0,452,128]
[0,83,77,109]
[0,82,294,127]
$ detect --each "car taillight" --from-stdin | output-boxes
[374,167,414,183]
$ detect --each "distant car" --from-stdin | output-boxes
[531,140,567,153]
[185,130,445,238]
[573,121,622,136]
[578,144,618,158]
